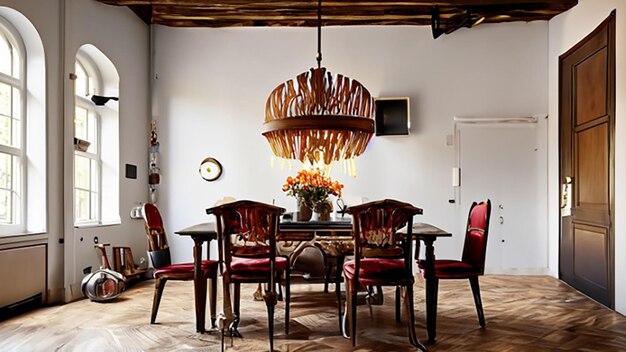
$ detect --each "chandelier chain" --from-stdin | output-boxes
[317,0,322,69]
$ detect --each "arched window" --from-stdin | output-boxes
[73,56,101,223]
[0,17,25,232]
[73,45,119,227]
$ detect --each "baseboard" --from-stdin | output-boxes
[484,267,550,275]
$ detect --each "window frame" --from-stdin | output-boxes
[73,55,103,226]
[0,17,26,234]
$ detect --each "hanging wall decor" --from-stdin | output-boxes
[149,121,160,203]
[199,157,223,182]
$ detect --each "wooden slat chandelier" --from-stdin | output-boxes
[262,0,375,166]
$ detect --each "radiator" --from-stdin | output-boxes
[0,244,46,309]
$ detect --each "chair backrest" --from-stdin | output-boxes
[461,199,492,274]
[348,199,423,274]
[142,203,171,268]
[207,200,285,277]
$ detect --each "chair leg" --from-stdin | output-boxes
[209,275,218,330]
[469,276,485,327]
[263,287,278,352]
[395,286,402,323]
[404,285,427,352]
[233,282,241,331]
[151,277,167,324]
[277,273,284,301]
[267,301,275,352]
[324,261,333,293]
[349,281,358,347]
[285,267,291,335]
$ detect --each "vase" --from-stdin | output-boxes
[312,208,331,221]
[313,201,332,221]
[296,199,312,221]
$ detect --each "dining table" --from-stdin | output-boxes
[176,216,450,344]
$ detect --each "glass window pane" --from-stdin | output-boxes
[11,155,20,223]
[0,35,11,76]
[90,191,98,220]
[74,106,88,141]
[74,154,90,190]
[11,44,20,79]
[11,117,20,149]
[11,88,20,148]
[0,115,10,147]
[12,87,20,120]
[75,189,90,222]
[87,111,97,153]
[0,189,10,223]
[12,154,20,192]
[90,158,98,191]
[88,76,95,96]
[0,82,10,117]
[0,152,11,189]
[75,61,88,97]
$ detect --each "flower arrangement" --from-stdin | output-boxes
[282,168,344,209]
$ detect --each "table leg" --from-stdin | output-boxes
[423,238,438,344]
[209,274,218,331]
[193,238,207,333]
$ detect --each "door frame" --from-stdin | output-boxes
[558,11,615,308]
[454,115,547,273]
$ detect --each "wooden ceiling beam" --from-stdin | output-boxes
[95,0,578,28]
[99,0,575,6]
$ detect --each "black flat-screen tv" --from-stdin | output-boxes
[374,97,410,136]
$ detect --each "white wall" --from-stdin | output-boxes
[0,0,151,303]
[548,0,626,315]
[152,23,549,267]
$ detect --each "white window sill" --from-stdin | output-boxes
[0,232,48,246]
[74,219,121,229]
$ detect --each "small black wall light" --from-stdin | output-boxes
[91,94,119,106]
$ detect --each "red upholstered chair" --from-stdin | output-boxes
[207,200,288,352]
[418,199,492,327]
[343,199,426,351]
[142,203,218,331]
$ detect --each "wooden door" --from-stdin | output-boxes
[559,12,615,308]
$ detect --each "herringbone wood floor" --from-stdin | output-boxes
[1,276,625,351]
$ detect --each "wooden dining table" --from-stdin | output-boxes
[176,218,450,344]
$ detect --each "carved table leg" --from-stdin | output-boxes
[423,238,438,344]
[193,237,207,333]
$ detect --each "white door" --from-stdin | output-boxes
[458,122,544,272]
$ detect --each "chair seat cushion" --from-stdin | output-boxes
[227,257,288,279]
[418,259,482,279]
[343,258,411,286]
[154,260,218,279]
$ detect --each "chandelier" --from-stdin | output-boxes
[262,0,375,166]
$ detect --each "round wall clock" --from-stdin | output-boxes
[199,157,222,182]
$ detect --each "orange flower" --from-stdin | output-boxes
[282,168,344,208]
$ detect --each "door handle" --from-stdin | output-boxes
[561,176,573,217]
